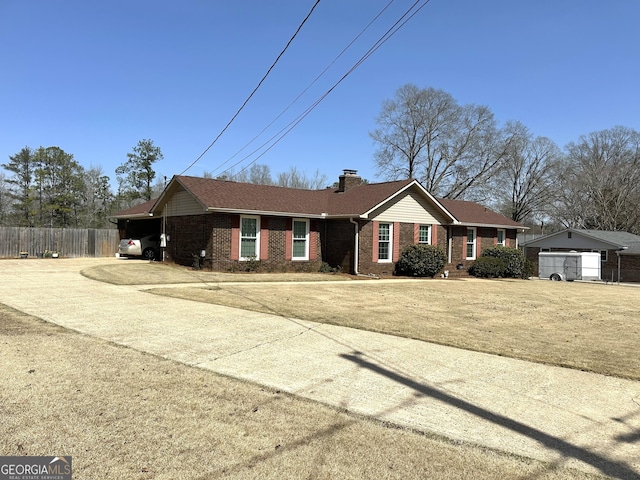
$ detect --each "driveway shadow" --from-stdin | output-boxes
[340,352,639,480]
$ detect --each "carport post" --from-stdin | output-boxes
[617,246,629,285]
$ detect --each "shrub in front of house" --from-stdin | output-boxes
[319,262,342,274]
[523,257,536,278]
[472,246,530,279]
[395,244,447,277]
[468,256,506,278]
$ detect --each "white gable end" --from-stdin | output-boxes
[371,190,447,224]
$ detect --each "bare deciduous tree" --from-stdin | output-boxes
[83,165,115,228]
[554,126,640,233]
[234,164,274,185]
[370,84,509,199]
[493,121,561,223]
[212,164,327,190]
[276,166,327,189]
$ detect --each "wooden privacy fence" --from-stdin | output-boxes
[0,227,119,258]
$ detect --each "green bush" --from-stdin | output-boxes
[319,262,341,274]
[474,246,530,279]
[468,256,506,278]
[395,244,447,277]
[523,258,536,278]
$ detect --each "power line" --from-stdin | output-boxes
[207,0,397,178]
[178,0,321,176]
[225,0,432,179]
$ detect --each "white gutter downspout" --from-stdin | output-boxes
[349,217,380,279]
[349,217,359,275]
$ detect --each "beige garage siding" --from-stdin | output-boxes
[371,190,446,224]
[164,189,207,217]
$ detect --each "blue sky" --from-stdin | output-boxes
[1,0,638,189]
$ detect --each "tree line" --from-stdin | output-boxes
[370,84,640,235]
[0,140,163,228]
[3,85,638,235]
[0,138,329,229]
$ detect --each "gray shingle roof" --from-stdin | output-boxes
[576,229,640,247]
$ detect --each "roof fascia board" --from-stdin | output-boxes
[457,221,529,230]
[110,213,155,220]
[206,207,326,218]
[362,180,459,223]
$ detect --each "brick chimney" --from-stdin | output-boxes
[338,169,362,192]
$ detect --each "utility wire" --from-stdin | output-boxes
[208,0,397,178]
[224,0,432,179]
[178,0,321,176]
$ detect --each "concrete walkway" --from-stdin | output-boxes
[1,258,639,479]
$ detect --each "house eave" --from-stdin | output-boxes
[457,221,528,230]
[206,207,327,219]
[109,213,155,220]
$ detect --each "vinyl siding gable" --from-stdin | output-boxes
[164,188,206,216]
[370,190,447,224]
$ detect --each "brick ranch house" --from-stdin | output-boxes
[113,170,526,276]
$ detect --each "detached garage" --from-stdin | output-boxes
[522,229,640,283]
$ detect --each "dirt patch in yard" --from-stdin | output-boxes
[0,304,604,480]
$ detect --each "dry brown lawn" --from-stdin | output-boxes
[97,263,640,381]
[0,304,604,480]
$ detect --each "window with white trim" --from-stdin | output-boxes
[466,227,476,260]
[240,215,259,260]
[497,229,506,247]
[292,219,309,260]
[418,225,431,244]
[378,223,392,262]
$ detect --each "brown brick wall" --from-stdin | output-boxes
[321,219,355,273]
[358,221,449,277]
[450,226,467,267]
[165,213,529,278]
[435,225,448,252]
[165,214,220,267]
[166,213,322,272]
[449,226,518,269]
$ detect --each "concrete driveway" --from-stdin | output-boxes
[1,258,639,479]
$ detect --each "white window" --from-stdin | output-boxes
[419,225,431,244]
[292,219,309,260]
[378,223,392,262]
[240,215,260,260]
[497,229,506,247]
[466,227,476,260]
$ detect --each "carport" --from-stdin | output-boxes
[111,199,162,242]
